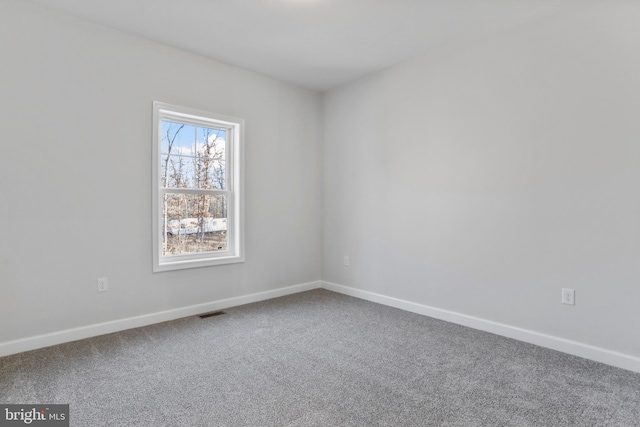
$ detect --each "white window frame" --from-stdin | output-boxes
[152,101,244,272]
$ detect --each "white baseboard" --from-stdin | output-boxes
[0,280,322,358]
[322,281,640,374]
[5,279,639,374]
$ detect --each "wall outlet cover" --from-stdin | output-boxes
[562,288,575,305]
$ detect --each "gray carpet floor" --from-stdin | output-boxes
[1,289,639,426]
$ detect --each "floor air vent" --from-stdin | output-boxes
[199,310,226,319]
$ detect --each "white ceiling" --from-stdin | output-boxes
[28,0,600,91]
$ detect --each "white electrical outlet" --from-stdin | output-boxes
[97,277,109,293]
[344,256,349,266]
[562,288,575,305]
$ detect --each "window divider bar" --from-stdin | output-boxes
[160,188,228,195]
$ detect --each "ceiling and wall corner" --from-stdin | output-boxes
[25,0,605,91]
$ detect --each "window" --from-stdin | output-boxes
[152,102,244,272]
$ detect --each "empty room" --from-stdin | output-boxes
[1,0,639,425]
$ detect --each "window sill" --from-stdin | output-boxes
[153,254,245,273]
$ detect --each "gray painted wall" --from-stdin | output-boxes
[0,0,322,342]
[322,2,640,358]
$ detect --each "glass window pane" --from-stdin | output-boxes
[162,193,228,256]
[160,121,196,156]
[162,122,226,190]
[195,127,226,190]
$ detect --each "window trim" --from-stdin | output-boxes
[152,101,244,272]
